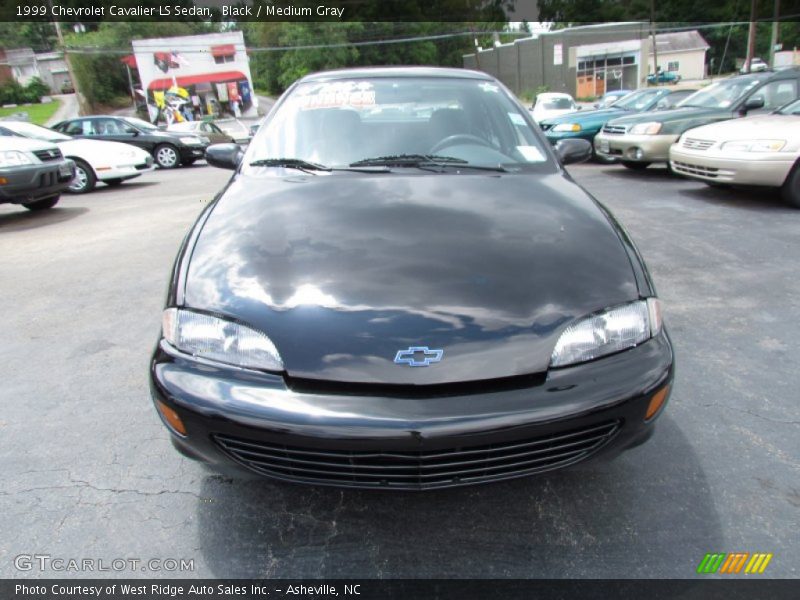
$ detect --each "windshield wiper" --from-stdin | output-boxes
[350,154,507,172]
[249,158,331,172]
[350,154,467,167]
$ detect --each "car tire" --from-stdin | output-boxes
[621,161,651,170]
[154,144,180,169]
[68,159,96,194]
[105,178,124,187]
[23,195,60,211]
[780,161,800,208]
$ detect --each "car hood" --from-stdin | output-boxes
[540,107,625,126]
[606,106,727,126]
[0,135,59,153]
[677,114,800,145]
[183,171,640,385]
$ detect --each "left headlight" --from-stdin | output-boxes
[162,308,284,372]
[629,122,663,135]
[179,136,204,145]
[719,139,786,152]
[0,150,34,167]
[550,299,662,368]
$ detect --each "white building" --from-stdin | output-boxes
[649,31,710,81]
[131,31,258,118]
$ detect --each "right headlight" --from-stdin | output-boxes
[552,123,581,132]
[162,308,283,372]
[550,299,662,368]
[0,150,34,167]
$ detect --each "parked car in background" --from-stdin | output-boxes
[540,87,696,161]
[741,57,768,73]
[593,68,800,169]
[594,90,632,109]
[0,120,153,194]
[168,121,235,145]
[0,135,74,210]
[530,92,579,123]
[52,116,209,169]
[213,118,252,144]
[647,71,682,85]
[670,97,800,207]
[151,67,673,489]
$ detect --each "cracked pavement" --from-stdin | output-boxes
[1,161,797,578]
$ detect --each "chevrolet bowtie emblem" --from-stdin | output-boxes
[394,346,444,367]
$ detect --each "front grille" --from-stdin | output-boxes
[672,160,720,178]
[33,148,63,162]
[213,420,621,489]
[602,124,627,135]
[682,138,714,151]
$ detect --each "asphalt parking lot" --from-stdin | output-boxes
[1,162,798,579]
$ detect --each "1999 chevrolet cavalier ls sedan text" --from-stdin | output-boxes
[150,67,674,490]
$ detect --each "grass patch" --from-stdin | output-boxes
[0,100,62,125]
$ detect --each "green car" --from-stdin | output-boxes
[647,71,682,85]
[593,68,800,169]
[540,87,695,160]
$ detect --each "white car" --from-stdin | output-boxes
[740,57,769,73]
[670,98,800,207]
[0,120,154,193]
[530,93,579,123]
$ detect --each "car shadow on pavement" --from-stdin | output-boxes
[596,165,678,183]
[679,185,793,212]
[0,206,88,232]
[195,415,723,578]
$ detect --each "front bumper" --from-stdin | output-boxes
[96,156,155,182]
[0,159,75,204]
[670,147,796,186]
[150,330,675,490]
[543,129,596,145]
[594,132,678,163]
[178,145,209,162]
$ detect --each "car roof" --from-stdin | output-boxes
[299,66,494,83]
[538,92,572,98]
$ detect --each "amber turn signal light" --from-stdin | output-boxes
[157,400,187,435]
[645,385,670,421]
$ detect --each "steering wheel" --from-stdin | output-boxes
[429,134,494,155]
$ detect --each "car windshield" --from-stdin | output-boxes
[613,89,665,110]
[246,76,551,171]
[122,117,158,131]
[0,121,70,142]
[540,97,574,109]
[677,76,765,108]
[777,98,800,114]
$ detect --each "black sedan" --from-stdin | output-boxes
[52,116,209,169]
[150,67,674,490]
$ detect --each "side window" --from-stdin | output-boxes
[211,124,223,134]
[0,126,14,136]
[65,120,90,135]
[753,80,798,110]
[200,123,211,133]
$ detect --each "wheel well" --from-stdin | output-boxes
[66,156,94,174]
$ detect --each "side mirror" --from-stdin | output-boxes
[206,143,243,170]
[554,138,592,165]
[743,96,765,111]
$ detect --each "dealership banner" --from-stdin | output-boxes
[3,580,800,600]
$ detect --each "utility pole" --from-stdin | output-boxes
[650,0,658,86]
[49,2,89,116]
[745,0,758,73]
[769,0,781,67]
